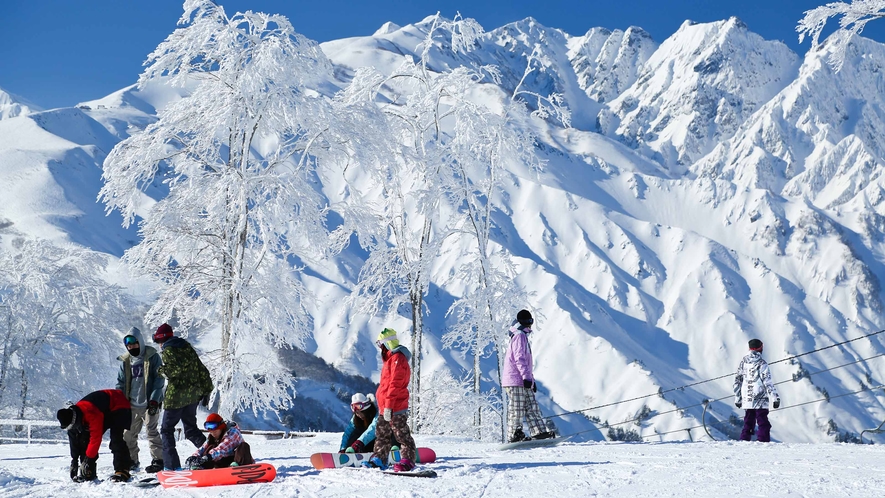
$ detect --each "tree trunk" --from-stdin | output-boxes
[17,368,27,419]
[409,289,423,433]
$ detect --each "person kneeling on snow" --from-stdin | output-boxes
[57,389,133,482]
[339,393,380,454]
[185,413,254,470]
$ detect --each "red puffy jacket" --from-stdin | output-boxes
[375,347,410,413]
[76,389,131,459]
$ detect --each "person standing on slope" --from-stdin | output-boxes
[734,338,781,442]
[503,309,554,443]
[116,326,165,473]
[362,328,417,472]
[153,323,214,470]
[339,393,380,454]
[57,389,133,482]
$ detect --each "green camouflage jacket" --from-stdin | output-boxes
[158,336,213,410]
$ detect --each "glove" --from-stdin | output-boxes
[773,399,780,409]
[69,459,79,481]
[186,455,210,470]
[350,440,365,453]
[148,400,160,416]
[735,399,742,409]
[383,408,392,421]
[81,457,97,480]
[523,379,533,389]
[200,394,210,408]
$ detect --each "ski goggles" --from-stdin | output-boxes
[351,401,371,412]
[124,336,139,346]
[204,421,222,430]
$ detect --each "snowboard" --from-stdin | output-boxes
[156,463,276,488]
[383,469,437,478]
[310,447,436,469]
[497,435,571,451]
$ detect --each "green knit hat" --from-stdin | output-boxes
[376,328,400,350]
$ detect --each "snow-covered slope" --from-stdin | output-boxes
[2,435,885,497]
[598,18,800,174]
[3,14,885,444]
[568,26,657,105]
[694,33,885,211]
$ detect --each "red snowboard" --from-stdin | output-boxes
[157,463,276,488]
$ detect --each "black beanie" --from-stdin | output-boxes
[57,407,74,429]
[517,309,534,327]
[749,339,763,351]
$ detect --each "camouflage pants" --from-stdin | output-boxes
[505,386,546,438]
[372,412,415,465]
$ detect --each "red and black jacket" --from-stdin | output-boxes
[73,389,131,459]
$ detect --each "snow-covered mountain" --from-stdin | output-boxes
[0,86,41,120]
[598,17,800,173]
[3,14,885,444]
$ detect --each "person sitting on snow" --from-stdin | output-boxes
[339,393,379,453]
[185,413,254,469]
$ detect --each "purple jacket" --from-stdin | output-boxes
[502,325,534,387]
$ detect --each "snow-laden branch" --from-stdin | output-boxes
[797,0,885,71]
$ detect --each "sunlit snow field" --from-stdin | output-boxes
[1,432,884,497]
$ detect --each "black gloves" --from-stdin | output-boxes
[773,399,780,409]
[523,379,533,389]
[735,399,742,409]
[186,455,211,470]
[200,394,210,408]
[533,382,537,393]
[148,400,160,416]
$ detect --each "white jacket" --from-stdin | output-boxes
[734,351,780,409]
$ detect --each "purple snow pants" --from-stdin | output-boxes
[740,408,771,442]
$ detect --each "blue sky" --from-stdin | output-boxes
[3,0,884,109]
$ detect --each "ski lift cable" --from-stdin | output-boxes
[544,330,885,421]
[565,383,885,441]
[550,352,885,426]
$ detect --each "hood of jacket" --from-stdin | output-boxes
[121,326,148,359]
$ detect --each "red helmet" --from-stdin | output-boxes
[153,323,174,343]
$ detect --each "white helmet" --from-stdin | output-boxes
[351,393,368,405]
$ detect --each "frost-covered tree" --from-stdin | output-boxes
[100,0,367,414]
[440,83,538,438]
[343,14,509,430]
[0,234,134,418]
[798,0,885,70]
[413,369,503,440]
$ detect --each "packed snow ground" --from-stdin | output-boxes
[1,432,884,497]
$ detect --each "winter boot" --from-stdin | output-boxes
[532,431,555,440]
[144,459,164,473]
[110,469,131,482]
[392,458,414,472]
[360,456,387,470]
[508,427,527,443]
